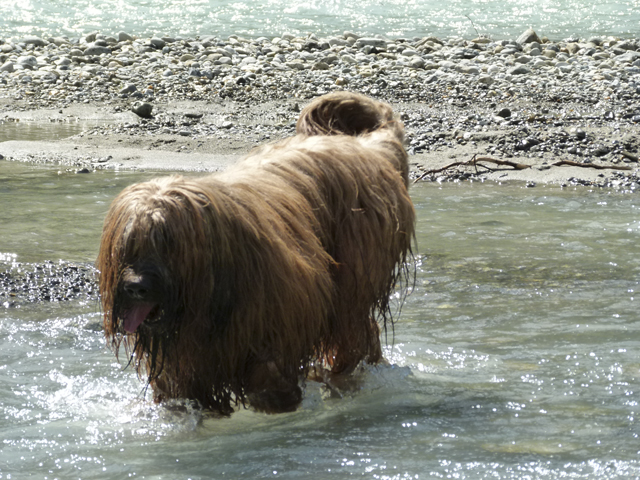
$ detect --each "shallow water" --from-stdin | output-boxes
[0,120,111,144]
[1,0,640,41]
[0,162,639,479]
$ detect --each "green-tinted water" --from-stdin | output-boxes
[0,120,110,143]
[0,162,638,479]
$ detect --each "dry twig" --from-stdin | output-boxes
[414,154,632,183]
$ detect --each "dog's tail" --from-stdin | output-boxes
[296,91,407,182]
[296,91,404,144]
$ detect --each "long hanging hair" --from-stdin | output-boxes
[97,92,415,414]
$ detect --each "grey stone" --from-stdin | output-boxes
[570,127,586,140]
[49,37,69,46]
[508,65,531,75]
[401,49,420,57]
[616,41,637,50]
[409,57,426,69]
[119,84,137,94]
[514,55,532,64]
[329,37,348,47]
[457,65,480,74]
[20,36,47,47]
[131,101,153,118]
[516,28,542,45]
[452,47,480,59]
[616,51,640,63]
[288,61,306,70]
[340,54,357,64]
[84,44,111,56]
[311,61,330,70]
[17,55,38,68]
[149,38,166,49]
[118,32,134,42]
[354,38,387,49]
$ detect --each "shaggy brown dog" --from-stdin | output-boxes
[97,92,415,415]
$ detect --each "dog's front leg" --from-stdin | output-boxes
[245,360,302,414]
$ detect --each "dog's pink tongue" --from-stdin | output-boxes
[123,303,155,333]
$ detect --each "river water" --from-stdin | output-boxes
[0,161,638,479]
[1,0,640,42]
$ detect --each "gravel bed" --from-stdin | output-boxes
[1,27,640,188]
[0,255,97,307]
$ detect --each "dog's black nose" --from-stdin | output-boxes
[123,275,152,299]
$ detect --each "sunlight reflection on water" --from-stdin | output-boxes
[0,167,638,478]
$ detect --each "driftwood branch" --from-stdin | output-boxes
[414,154,632,183]
[551,160,632,171]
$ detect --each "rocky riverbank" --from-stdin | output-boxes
[1,27,640,189]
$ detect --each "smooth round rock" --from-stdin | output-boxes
[131,101,153,118]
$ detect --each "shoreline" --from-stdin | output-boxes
[2,29,640,189]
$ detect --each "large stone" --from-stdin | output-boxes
[17,55,38,68]
[311,61,330,70]
[119,84,137,95]
[84,44,111,56]
[508,65,531,75]
[20,36,47,47]
[118,32,134,42]
[149,38,166,49]
[131,101,153,118]
[354,38,387,49]
[49,37,69,46]
[457,65,480,74]
[409,57,426,69]
[516,28,542,45]
[514,55,532,64]
[616,51,640,63]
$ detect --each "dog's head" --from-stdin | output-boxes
[97,176,230,378]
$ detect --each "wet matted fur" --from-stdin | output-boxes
[97,92,415,415]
